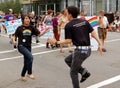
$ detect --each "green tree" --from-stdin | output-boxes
[0,0,22,14]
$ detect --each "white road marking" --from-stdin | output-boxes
[0,48,68,61]
[0,56,22,62]
[106,39,120,43]
[87,75,120,88]
[0,44,45,54]
[0,34,9,37]
[0,49,17,54]
[0,38,120,54]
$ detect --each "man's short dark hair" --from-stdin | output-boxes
[67,6,80,18]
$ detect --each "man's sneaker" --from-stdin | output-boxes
[80,72,91,83]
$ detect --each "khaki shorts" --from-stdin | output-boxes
[98,27,107,40]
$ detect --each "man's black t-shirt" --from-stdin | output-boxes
[15,25,40,47]
[65,19,94,46]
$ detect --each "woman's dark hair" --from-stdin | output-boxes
[61,9,66,14]
[55,12,60,16]
[47,9,53,14]
[21,13,30,24]
[67,6,80,18]
[14,14,18,19]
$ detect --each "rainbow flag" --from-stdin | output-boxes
[88,16,98,27]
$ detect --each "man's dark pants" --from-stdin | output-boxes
[65,48,91,88]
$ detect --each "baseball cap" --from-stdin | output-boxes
[9,9,13,12]
[31,11,35,15]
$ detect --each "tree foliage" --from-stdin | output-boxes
[0,0,22,14]
[33,0,61,4]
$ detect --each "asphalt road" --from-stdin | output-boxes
[0,31,120,88]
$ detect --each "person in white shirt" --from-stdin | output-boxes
[98,10,109,52]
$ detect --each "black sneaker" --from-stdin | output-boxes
[51,45,55,49]
[14,45,17,49]
[46,42,49,48]
[56,44,60,48]
[36,40,40,43]
[80,72,91,83]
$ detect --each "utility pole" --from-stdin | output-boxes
[116,0,118,11]
[30,0,32,12]
[107,0,109,12]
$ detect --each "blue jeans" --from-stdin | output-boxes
[65,48,91,88]
[18,45,33,77]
